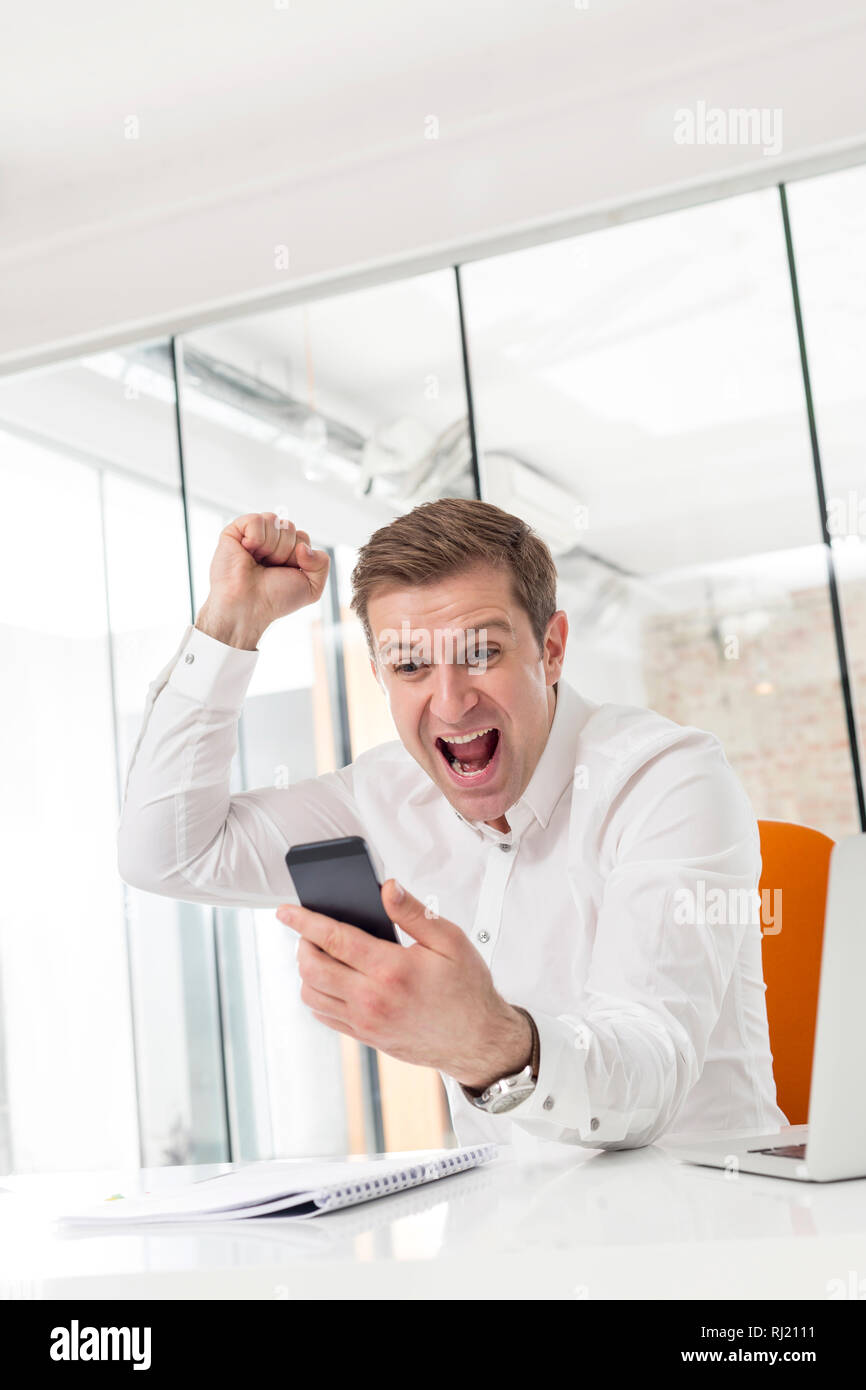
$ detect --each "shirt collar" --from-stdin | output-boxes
[452,677,591,841]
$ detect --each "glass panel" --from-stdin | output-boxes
[102,461,231,1168]
[460,188,859,842]
[784,163,866,829]
[0,345,217,1171]
[0,433,137,1173]
[179,269,468,1153]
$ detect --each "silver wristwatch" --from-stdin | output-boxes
[463,1063,537,1115]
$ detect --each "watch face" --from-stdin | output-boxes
[469,1066,535,1114]
[489,1084,535,1114]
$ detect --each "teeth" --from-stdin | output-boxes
[441,726,495,745]
[437,728,499,779]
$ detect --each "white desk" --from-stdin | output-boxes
[2,1131,866,1300]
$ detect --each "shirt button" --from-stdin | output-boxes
[543,1096,555,1111]
[499,843,512,853]
[476,930,490,944]
[184,653,195,664]
[590,1117,600,1131]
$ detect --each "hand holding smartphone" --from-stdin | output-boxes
[284,836,399,944]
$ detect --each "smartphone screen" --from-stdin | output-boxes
[284,835,399,944]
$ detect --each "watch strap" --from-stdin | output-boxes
[512,1006,540,1081]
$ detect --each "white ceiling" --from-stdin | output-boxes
[2,0,863,249]
[2,0,866,366]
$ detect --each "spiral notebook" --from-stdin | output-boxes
[58,1145,498,1225]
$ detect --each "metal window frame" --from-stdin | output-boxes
[777,185,866,829]
[321,544,386,1154]
[170,336,234,1163]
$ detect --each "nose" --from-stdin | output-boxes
[428,660,482,731]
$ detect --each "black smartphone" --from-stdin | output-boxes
[284,835,399,944]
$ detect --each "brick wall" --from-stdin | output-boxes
[642,580,862,844]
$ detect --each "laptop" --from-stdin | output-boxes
[668,833,866,1182]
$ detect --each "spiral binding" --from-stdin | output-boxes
[311,1144,497,1213]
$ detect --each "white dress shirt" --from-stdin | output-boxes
[117,623,788,1154]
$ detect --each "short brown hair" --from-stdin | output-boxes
[349,497,559,674]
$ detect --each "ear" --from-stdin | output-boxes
[370,656,384,690]
[544,610,569,683]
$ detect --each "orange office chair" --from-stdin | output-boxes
[757,819,835,1125]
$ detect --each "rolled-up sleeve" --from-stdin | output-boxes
[508,733,761,1149]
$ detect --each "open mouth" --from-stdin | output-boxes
[435,727,501,784]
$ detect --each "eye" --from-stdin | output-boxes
[390,647,500,674]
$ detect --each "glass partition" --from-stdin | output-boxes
[0,345,213,1171]
[784,164,866,827]
[460,188,861,841]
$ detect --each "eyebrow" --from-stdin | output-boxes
[377,619,515,655]
[463,619,515,640]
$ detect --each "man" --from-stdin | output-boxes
[117,497,787,1152]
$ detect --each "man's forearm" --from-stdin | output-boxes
[453,1005,534,1094]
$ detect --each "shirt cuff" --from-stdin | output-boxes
[167,624,260,709]
[504,1008,602,1141]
